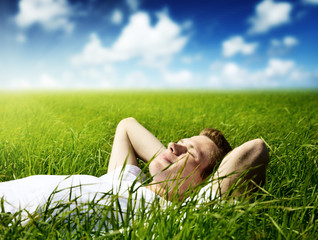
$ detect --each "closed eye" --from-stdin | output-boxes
[177,140,198,159]
[188,149,197,159]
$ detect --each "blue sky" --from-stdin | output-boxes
[0,0,318,90]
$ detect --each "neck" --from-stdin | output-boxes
[146,182,166,198]
[146,181,186,201]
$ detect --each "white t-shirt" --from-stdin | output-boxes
[0,165,163,220]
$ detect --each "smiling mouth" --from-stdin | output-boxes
[161,153,172,164]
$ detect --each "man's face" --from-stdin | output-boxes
[149,135,217,195]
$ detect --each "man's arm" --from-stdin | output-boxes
[212,139,270,197]
[107,117,166,173]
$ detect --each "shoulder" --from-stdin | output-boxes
[121,164,143,177]
[104,165,144,182]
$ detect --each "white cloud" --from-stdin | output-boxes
[248,0,293,34]
[39,73,61,88]
[16,33,27,43]
[71,34,116,65]
[181,57,193,64]
[222,36,258,57]
[270,39,281,47]
[61,71,73,83]
[268,36,299,56]
[111,9,123,25]
[126,0,139,11]
[283,36,298,47]
[290,69,310,82]
[124,71,149,87]
[182,20,193,30]
[209,58,300,88]
[80,66,117,88]
[303,0,318,4]
[15,0,74,33]
[162,70,193,85]
[265,58,294,77]
[181,55,201,64]
[9,78,32,89]
[7,73,61,89]
[271,36,298,47]
[113,12,187,64]
[61,66,117,89]
[209,62,256,88]
[222,62,250,85]
[70,11,190,89]
[71,12,187,66]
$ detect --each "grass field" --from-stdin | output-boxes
[0,91,317,239]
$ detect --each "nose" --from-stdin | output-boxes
[168,142,187,156]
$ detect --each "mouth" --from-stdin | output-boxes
[161,152,172,164]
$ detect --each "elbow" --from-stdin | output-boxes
[250,138,270,167]
[117,117,137,129]
[123,117,136,121]
[120,117,136,124]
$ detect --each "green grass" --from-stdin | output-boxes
[0,90,317,239]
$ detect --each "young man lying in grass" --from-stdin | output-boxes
[0,117,269,220]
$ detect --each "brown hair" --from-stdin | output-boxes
[199,128,232,179]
